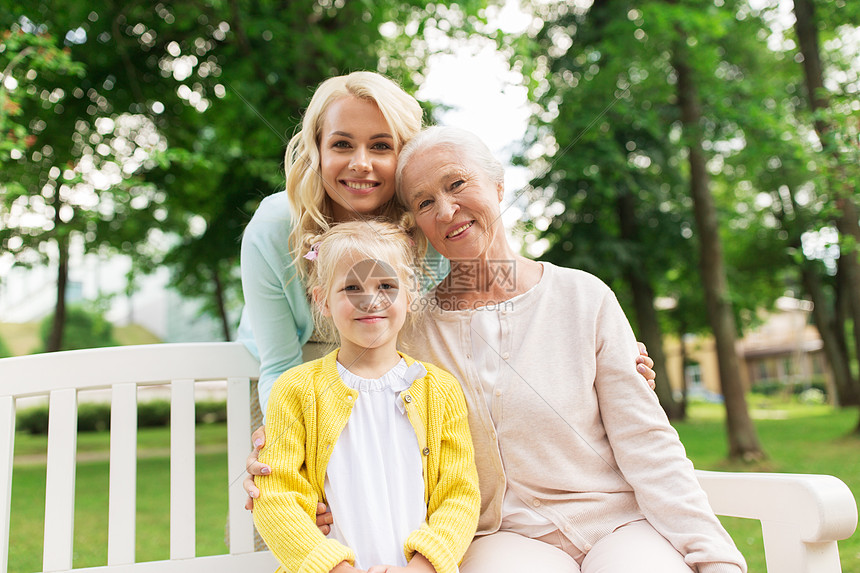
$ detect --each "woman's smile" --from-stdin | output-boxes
[446,221,475,239]
[341,179,379,193]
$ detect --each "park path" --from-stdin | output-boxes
[13,443,228,466]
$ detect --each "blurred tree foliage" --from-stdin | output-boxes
[38,303,119,352]
[0,0,488,347]
[511,0,859,451]
[0,333,11,359]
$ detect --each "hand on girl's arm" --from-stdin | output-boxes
[244,425,334,534]
[244,425,270,509]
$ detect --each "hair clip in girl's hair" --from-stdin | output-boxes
[303,242,321,261]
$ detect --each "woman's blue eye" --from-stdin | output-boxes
[379,282,398,290]
[372,142,393,151]
[418,199,432,209]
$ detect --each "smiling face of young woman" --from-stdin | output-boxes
[318,96,399,221]
[399,145,506,262]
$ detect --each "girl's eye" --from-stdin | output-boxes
[332,140,351,149]
[379,282,398,290]
[343,284,360,291]
[372,142,393,151]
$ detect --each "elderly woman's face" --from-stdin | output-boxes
[399,145,504,261]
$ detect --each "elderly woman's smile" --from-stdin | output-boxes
[446,221,475,239]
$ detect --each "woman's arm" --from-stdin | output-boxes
[592,291,746,572]
[239,193,314,412]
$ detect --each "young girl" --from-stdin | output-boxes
[252,220,480,573]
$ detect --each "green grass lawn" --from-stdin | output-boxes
[8,424,232,572]
[7,401,860,573]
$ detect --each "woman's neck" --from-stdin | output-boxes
[336,343,402,379]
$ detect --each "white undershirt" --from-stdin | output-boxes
[470,307,556,537]
[324,358,427,569]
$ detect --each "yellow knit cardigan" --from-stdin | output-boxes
[253,349,480,573]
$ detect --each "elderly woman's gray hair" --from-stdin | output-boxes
[395,126,505,205]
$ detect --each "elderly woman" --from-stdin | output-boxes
[390,126,746,573]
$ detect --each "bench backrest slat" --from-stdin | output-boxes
[226,377,255,554]
[0,397,14,573]
[108,383,138,565]
[169,380,196,560]
[43,388,78,572]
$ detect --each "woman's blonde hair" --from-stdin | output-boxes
[286,71,424,280]
[304,219,422,346]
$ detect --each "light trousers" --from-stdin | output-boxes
[459,520,694,573]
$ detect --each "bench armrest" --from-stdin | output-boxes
[696,470,857,573]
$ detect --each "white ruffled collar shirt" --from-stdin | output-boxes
[324,358,428,569]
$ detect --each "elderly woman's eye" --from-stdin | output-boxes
[418,199,433,209]
[451,179,465,190]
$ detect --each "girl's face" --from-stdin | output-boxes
[319,96,399,221]
[318,255,409,359]
[399,145,504,261]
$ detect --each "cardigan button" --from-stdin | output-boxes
[422,447,430,456]
[502,352,510,360]
[532,499,541,507]
[584,543,592,551]
[403,394,412,403]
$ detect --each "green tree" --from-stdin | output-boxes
[512,0,689,419]
[0,16,179,351]
[791,0,860,427]
[1,1,488,345]
[38,303,119,352]
[510,0,829,459]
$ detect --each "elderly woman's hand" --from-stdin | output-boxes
[243,425,334,534]
[637,342,656,390]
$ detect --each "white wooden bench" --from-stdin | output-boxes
[0,342,856,573]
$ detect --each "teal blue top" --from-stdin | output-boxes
[237,191,449,412]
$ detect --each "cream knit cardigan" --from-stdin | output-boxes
[253,350,480,573]
[401,262,747,573]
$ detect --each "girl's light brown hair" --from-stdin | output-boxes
[286,71,424,281]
